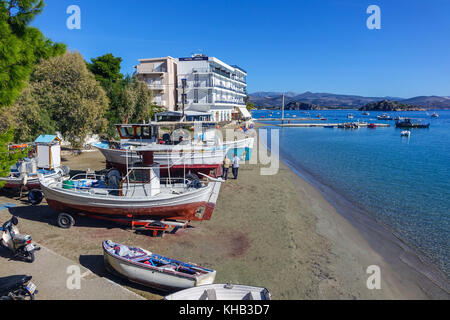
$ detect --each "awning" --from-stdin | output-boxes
[238,107,252,119]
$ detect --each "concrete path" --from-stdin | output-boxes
[0,244,145,300]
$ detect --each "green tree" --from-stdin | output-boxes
[0,0,66,109]
[87,53,123,86]
[0,129,28,187]
[30,52,109,148]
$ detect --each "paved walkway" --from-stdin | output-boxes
[0,244,145,300]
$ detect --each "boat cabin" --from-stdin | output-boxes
[115,124,159,144]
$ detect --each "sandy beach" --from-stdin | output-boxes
[0,129,448,300]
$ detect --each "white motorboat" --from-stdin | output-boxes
[400,130,411,137]
[164,283,271,300]
[103,240,216,292]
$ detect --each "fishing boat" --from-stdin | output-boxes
[38,145,223,231]
[103,240,216,291]
[395,118,430,128]
[401,130,411,137]
[0,135,69,191]
[92,123,254,177]
[377,113,394,121]
[431,112,439,118]
[164,283,271,300]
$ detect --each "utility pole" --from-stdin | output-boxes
[282,93,285,124]
[181,78,187,120]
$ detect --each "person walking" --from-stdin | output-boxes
[222,156,231,180]
[232,154,240,179]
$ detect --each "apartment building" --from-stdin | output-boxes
[135,54,248,122]
[135,57,178,111]
[176,55,247,122]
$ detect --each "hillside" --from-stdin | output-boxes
[249,91,450,110]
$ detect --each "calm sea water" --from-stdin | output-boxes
[253,109,450,276]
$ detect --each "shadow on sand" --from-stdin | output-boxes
[79,254,166,297]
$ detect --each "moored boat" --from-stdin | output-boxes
[431,112,439,118]
[401,130,411,137]
[103,240,216,291]
[395,118,430,128]
[164,283,271,300]
[368,123,377,129]
[377,113,394,121]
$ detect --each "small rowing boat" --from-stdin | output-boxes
[164,283,271,300]
[103,240,216,292]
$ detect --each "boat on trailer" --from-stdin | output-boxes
[103,240,216,291]
[38,145,223,234]
[92,123,254,177]
[0,135,69,192]
[164,283,271,300]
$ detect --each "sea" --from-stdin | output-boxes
[252,109,450,278]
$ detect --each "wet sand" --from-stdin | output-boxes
[0,136,448,299]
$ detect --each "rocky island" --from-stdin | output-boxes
[359,100,426,111]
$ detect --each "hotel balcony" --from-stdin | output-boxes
[136,66,167,74]
[147,83,165,90]
[180,68,247,85]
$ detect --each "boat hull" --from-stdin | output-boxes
[40,177,222,221]
[103,245,216,292]
[164,284,271,300]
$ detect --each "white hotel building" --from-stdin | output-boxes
[176,55,248,122]
[135,55,248,122]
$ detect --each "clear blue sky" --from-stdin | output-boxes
[31,0,450,98]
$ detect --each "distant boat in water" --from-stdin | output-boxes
[377,113,393,121]
[347,113,354,119]
[396,118,430,128]
[401,130,411,137]
[368,123,377,129]
[362,112,370,116]
[431,112,439,118]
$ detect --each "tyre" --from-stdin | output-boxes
[26,251,35,263]
[28,189,43,206]
[57,213,75,229]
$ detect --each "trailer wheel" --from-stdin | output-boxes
[57,213,75,229]
[28,190,43,206]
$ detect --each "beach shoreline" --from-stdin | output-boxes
[256,123,449,299]
[0,126,448,300]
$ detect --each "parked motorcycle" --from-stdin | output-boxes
[0,275,37,300]
[0,216,40,263]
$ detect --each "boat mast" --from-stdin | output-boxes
[281,93,285,124]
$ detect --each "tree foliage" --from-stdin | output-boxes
[88,54,161,139]
[0,129,28,187]
[0,0,66,109]
[1,52,109,148]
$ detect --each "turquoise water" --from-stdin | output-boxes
[253,109,450,277]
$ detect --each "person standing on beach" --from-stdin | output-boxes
[222,156,231,180]
[232,154,240,179]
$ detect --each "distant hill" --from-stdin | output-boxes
[285,101,321,110]
[249,91,450,110]
[359,100,426,111]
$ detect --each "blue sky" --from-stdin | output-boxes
[31,0,450,98]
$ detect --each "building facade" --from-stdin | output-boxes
[176,55,247,122]
[135,57,178,111]
[135,55,247,122]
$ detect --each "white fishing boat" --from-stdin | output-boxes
[38,145,223,229]
[103,240,216,291]
[164,283,271,300]
[0,135,69,191]
[92,123,254,177]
